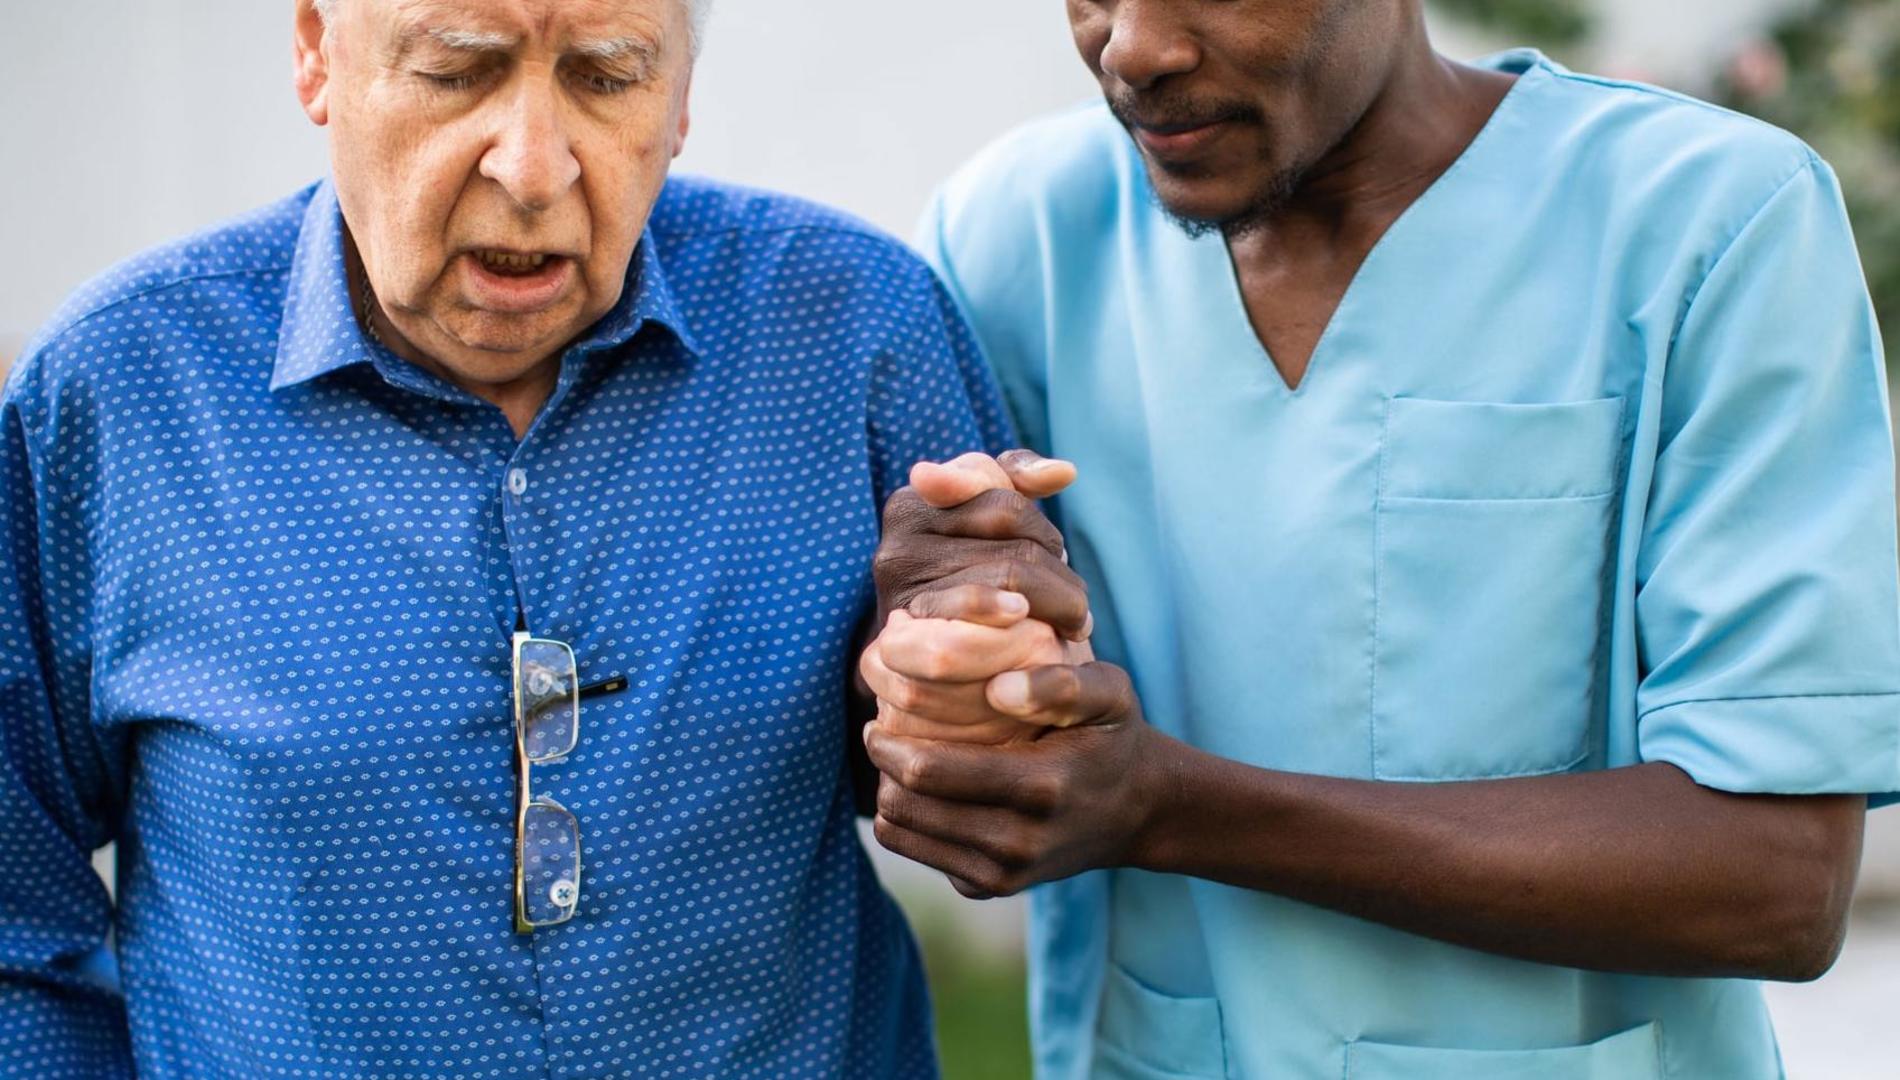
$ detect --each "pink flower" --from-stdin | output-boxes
[1727,37,1789,100]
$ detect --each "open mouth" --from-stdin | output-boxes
[475,249,556,277]
[462,249,579,314]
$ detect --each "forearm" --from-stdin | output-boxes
[1135,737,1864,981]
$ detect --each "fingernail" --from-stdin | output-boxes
[990,671,1032,713]
[998,591,1029,615]
[1080,612,1095,640]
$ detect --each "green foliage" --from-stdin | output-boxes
[910,909,1033,1080]
[1716,0,1900,366]
[1431,0,1592,48]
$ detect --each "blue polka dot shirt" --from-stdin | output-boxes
[0,178,1013,1078]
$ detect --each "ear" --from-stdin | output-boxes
[671,70,693,159]
[293,0,333,126]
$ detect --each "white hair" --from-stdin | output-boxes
[311,0,713,55]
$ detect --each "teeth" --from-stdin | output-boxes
[477,250,549,271]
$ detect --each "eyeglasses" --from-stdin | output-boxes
[513,632,583,933]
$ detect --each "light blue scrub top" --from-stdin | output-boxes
[917,51,1900,1080]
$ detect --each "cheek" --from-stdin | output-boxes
[577,126,673,281]
[337,102,474,287]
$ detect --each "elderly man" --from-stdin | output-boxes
[861,1,1900,1078]
[0,1,1011,1076]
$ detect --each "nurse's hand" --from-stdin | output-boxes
[863,587,1164,897]
[862,655,1167,899]
[873,451,1092,643]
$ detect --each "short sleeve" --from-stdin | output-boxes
[1635,157,1900,806]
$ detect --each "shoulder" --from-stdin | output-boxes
[652,175,937,284]
[6,187,311,411]
[1520,58,1821,224]
[649,175,956,332]
[928,102,1132,268]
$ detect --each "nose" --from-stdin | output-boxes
[1098,0,1200,91]
[478,77,582,213]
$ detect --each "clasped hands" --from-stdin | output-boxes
[863,451,1170,898]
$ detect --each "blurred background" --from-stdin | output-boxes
[2,1,1896,1076]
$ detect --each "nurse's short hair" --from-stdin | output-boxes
[309,0,714,56]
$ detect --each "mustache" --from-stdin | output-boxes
[1106,90,1260,134]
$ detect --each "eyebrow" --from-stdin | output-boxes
[422,26,518,53]
[394,25,661,67]
[571,36,660,65]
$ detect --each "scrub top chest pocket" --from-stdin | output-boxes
[1372,396,1627,780]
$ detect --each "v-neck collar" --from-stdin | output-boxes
[1167,51,1552,398]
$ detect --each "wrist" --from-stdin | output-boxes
[1126,726,1195,873]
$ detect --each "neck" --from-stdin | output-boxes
[344,241,558,440]
[1229,39,1515,264]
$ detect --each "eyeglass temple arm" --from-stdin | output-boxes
[577,675,628,701]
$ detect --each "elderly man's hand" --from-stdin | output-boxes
[863,588,1165,898]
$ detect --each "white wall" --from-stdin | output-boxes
[0,0,1099,345]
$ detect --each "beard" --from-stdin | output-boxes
[1153,163,1309,240]
[1104,87,1308,240]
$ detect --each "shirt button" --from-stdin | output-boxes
[507,468,529,496]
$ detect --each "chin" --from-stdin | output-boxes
[445,311,582,361]
[1148,165,1302,240]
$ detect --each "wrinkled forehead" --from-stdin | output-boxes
[339,0,699,54]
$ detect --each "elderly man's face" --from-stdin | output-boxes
[1068,0,1404,235]
[296,0,693,386]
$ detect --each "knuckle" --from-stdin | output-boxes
[870,542,915,589]
[871,815,902,851]
[968,864,1009,896]
[990,827,1041,870]
[987,871,1026,899]
[898,755,935,792]
[968,490,1029,533]
[874,781,908,823]
[884,672,927,713]
[1012,773,1056,813]
[1018,771,1068,813]
[1048,666,1084,707]
[955,583,997,615]
[916,642,959,682]
[893,589,932,619]
[881,487,926,529]
[1008,537,1050,565]
[1022,619,1060,651]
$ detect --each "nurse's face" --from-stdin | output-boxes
[1068,0,1408,234]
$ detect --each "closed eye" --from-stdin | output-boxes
[572,70,635,95]
[423,71,482,92]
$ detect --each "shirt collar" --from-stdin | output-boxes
[271,180,700,393]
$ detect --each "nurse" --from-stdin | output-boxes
[858,1,1900,1078]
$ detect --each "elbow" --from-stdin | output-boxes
[1725,828,1860,983]
[1765,879,1853,983]
[1747,905,1849,983]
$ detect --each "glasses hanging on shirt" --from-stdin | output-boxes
[513,633,583,932]
[509,629,628,933]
